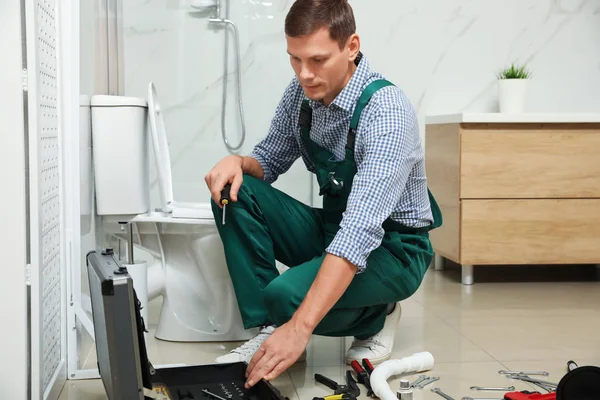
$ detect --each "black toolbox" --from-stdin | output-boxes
[86,248,288,400]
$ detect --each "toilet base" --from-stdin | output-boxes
[155,296,259,342]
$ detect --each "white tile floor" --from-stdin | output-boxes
[58,262,600,400]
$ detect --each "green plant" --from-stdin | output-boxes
[496,63,532,79]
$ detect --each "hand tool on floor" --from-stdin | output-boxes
[362,358,375,375]
[350,360,374,397]
[220,183,231,225]
[471,386,515,391]
[503,390,556,400]
[431,387,455,400]
[409,375,428,388]
[314,371,360,398]
[312,395,356,400]
[462,397,504,400]
[417,376,440,388]
[504,374,557,392]
[499,370,549,377]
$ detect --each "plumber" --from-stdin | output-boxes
[204,0,442,388]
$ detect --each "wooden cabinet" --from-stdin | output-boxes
[424,113,600,284]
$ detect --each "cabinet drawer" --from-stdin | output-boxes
[461,199,600,265]
[460,124,600,198]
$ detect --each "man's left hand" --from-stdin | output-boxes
[244,321,311,388]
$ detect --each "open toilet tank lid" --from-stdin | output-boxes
[147,82,175,213]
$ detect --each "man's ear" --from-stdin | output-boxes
[347,34,360,62]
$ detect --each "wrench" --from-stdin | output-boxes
[417,376,440,388]
[499,370,549,376]
[506,374,557,388]
[431,388,455,400]
[504,375,555,393]
[470,386,515,391]
[462,397,504,400]
[409,375,428,388]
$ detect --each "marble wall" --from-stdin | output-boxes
[122,0,600,208]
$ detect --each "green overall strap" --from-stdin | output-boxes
[346,79,395,151]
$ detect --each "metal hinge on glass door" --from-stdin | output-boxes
[22,68,28,92]
[25,263,32,286]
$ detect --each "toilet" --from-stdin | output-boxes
[90,82,258,342]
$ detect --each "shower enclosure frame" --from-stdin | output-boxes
[63,0,127,383]
[65,0,319,383]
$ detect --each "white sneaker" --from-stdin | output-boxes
[215,325,307,364]
[344,302,402,365]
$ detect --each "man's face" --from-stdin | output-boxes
[286,27,359,106]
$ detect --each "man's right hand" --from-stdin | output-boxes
[205,155,244,208]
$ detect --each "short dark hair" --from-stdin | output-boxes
[285,0,356,49]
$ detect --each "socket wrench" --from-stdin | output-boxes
[431,388,455,400]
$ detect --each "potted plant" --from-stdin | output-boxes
[496,63,532,113]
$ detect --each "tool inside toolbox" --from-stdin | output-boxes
[147,363,280,400]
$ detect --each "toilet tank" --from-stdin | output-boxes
[91,95,150,216]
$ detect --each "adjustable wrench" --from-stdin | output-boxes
[432,388,455,400]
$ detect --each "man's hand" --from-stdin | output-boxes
[244,320,311,388]
[244,253,357,388]
[204,155,244,207]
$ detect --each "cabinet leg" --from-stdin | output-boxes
[462,264,474,285]
[434,253,444,271]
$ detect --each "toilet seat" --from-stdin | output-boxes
[147,82,214,222]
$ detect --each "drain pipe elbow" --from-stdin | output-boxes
[370,352,435,400]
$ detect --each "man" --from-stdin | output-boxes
[204,0,441,389]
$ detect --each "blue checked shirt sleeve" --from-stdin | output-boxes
[250,80,301,184]
[325,101,420,273]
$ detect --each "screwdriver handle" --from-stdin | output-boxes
[220,183,231,205]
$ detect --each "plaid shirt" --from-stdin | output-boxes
[251,54,433,272]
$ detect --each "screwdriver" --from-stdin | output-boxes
[220,183,231,225]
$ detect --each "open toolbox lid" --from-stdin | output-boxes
[86,249,288,400]
[86,248,156,399]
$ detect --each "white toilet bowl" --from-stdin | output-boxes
[90,84,258,342]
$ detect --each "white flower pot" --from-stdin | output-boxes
[498,78,529,113]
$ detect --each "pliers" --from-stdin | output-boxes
[314,370,360,398]
[351,359,374,397]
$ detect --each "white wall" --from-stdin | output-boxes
[0,1,28,397]
[121,0,600,209]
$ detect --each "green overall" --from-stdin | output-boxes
[211,79,442,339]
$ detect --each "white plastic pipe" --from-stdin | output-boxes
[370,351,435,400]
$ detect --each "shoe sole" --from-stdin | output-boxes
[215,351,307,364]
